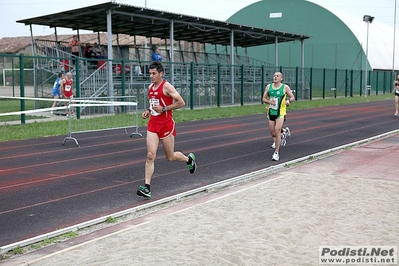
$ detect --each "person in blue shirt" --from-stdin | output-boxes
[152,47,162,61]
[51,73,64,115]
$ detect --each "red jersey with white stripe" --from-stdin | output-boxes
[148,80,173,124]
[63,78,73,98]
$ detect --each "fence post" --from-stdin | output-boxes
[345,69,348,97]
[322,68,326,99]
[334,68,337,98]
[331,87,337,98]
[375,71,379,95]
[190,62,194,110]
[12,57,15,97]
[121,59,126,113]
[261,65,265,104]
[367,70,371,96]
[217,64,221,107]
[383,71,387,94]
[309,67,313,100]
[359,70,363,96]
[121,59,126,96]
[240,64,244,106]
[350,70,354,97]
[295,66,298,101]
[75,57,81,119]
[19,54,25,124]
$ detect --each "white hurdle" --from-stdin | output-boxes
[0,95,143,146]
[0,95,70,117]
[64,96,143,147]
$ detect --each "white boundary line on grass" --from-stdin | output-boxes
[1,129,399,255]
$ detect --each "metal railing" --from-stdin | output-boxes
[62,96,143,147]
[1,53,395,118]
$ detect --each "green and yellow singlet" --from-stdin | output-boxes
[267,83,287,118]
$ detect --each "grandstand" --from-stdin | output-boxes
[10,2,310,111]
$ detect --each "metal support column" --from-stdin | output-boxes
[275,36,279,70]
[106,9,114,113]
[301,39,305,99]
[29,24,38,108]
[170,19,174,85]
[230,29,235,104]
[55,28,60,58]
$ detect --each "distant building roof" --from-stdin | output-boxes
[0,36,32,54]
[0,33,159,54]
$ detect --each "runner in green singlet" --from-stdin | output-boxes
[262,72,295,161]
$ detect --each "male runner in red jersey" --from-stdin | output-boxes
[60,72,74,117]
[137,62,197,198]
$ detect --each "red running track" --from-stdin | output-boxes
[0,100,398,246]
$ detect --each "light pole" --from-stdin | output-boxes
[393,0,397,81]
[363,15,374,97]
[144,1,148,62]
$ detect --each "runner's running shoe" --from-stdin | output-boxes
[280,130,287,147]
[280,138,287,147]
[272,151,280,161]
[187,153,197,174]
[285,127,291,138]
[271,142,276,149]
[137,185,151,198]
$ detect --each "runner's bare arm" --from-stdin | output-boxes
[285,85,295,104]
[60,79,65,95]
[161,82,185,111]
[262,84,271,104]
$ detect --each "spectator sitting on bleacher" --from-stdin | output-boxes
[92,43,101,58]
[98,46,107,59]
[84,43,93,58]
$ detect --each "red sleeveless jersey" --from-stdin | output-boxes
[63,78,73,98]
[148,80,173,124]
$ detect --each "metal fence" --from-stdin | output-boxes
[0,53,396,113]
[0,94,143,146]
[63,96,142,147]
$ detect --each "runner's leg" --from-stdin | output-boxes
[144,131,160,185]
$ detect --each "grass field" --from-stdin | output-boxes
[0,94,394,142]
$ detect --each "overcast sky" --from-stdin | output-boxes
[0,0,397,38]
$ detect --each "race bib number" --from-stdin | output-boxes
[65,85,72,92]
[149,98,160,116]
[270,97,278,110]
[396,89,399,94]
